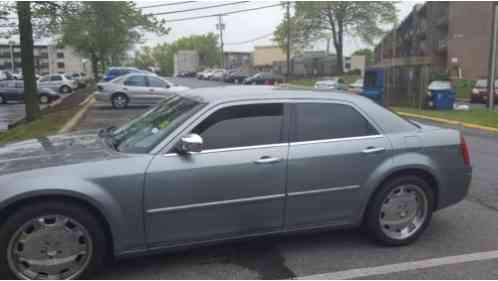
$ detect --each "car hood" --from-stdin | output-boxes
[0,131,122,176]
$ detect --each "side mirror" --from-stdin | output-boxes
[178,133,203,153]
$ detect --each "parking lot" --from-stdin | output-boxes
[71,78,498,279]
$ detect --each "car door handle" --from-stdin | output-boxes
[362,147,385,154]
[254,156,282,164]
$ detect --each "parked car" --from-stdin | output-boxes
[210,69,227,81]
[70,72,89,88]
[243,72,284,85]
[470,79,498,104]
[0,70,13,81]
[197,68,214,80]
[0,80,60,104]
[314,78,348,91]
[349,78,364,94]
[224,71,251,84]
[0,86,471,279]
[37,74,78,94]
[103,67,142,82]
[94,73,189,109]
[176,71,196,78]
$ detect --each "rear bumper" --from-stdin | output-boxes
[437,166,472,210]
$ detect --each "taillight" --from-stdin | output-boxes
[460,134,471,166]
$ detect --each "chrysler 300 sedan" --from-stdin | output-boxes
[0,86,472,279]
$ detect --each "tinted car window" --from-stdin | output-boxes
[295,103,378,142]
[192,103,284,150]
[148,76,168,88]
[50,75,62,81]
[125,75,147,87]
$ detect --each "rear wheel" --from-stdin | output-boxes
[111,93,128,109]
[0,201,107,279]
[365,175,434,246]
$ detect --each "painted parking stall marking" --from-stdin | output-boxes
[297,250,498,280]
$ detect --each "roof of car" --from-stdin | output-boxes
[179,85,371,104]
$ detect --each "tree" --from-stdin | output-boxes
[17,2,40,121]
[276,2,397,74]
[133,33,220,76]
[352,48,374,65]
[45,2,168,80]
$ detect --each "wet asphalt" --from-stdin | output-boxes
[76,78,498,279]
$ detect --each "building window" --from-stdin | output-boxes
[57,52,64,59]
[57,62,65,69]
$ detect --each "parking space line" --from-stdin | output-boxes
[297,250,498,279]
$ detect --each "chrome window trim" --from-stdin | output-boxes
[290,134,384,147]
[147,193,285,214]
[163,142,289,157]
[288,185,360,197]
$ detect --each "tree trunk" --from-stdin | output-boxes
[335,43,344,75]
[90,52,99,81]
[17,1,40,122]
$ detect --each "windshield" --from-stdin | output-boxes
[109,95,204,153]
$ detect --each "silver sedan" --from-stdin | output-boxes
[94,73,189,109]
[0,86,471,279]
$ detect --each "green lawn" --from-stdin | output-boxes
[392,106,498,129]
[0,107,81,144]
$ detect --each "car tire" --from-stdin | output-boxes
[60,85,71,94]
[365,175,434,246]
[0,200,107,279]
[39,95,50,104]
[111,93,129,109]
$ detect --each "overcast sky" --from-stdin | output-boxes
[136,1,423,55]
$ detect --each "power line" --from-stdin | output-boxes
[224,32,274,45]
[155,3,282,22]
[138,1,196,9]
[145,2,249,16]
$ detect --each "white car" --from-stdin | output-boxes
[349,79,364,94]
[95,73,190,109]
[314,78,347,91]
[37,74,78,93]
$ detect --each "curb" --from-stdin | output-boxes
[58,95,95,134]
[396,111,498,133]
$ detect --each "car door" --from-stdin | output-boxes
[123,75,150,104]
[144,102,289,246]
[285,101,391,229]
[146,76,172,99]
[49,75,62,91]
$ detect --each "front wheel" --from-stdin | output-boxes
[60,85,71,94]
[0,201,107,279]
[111,94,129,109]
[365,175,434,246]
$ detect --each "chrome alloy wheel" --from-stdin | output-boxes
[112,95,127,108]
[379,184,428,240]
[7,215,93,280]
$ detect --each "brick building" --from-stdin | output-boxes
[374,2,496,80]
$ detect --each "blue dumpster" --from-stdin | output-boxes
[431,89,456,110]
[427,81,455,110]
[360,68,385,105]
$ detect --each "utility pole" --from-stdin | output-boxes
[217,15,225,68]
[487,2,498,110]
[286,1,290,81]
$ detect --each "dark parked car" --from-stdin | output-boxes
[0,86,471,279]
[224,71,251,84]
[244,72,284,85]
[103,67,142,82]
[0,80,60,104]
[470,79,498,104]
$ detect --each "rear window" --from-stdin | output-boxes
[294,103,378,142]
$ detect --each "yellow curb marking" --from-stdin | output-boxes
[396,111,498,133]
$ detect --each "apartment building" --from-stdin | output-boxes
[223,51,252,69]
[0,40,92,76]
[374,2,495,80]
